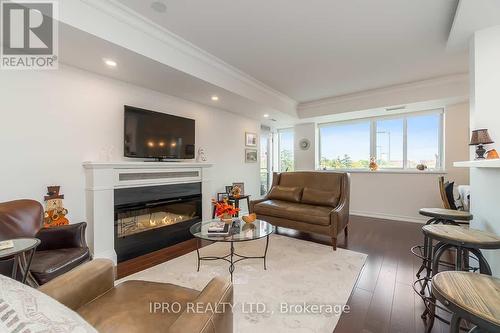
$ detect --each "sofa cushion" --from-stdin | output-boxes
[277,171,344,192]
[77,280,200,333]
[254,200,332,226]
[301,187,340,207]
[268,186,303,202]
[31,247,91,285]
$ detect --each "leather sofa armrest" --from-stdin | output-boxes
[36,222,88,251]
[168,277,233,333]
[249,198,268,213]
[330,173,350,234]
[38,259,115,311]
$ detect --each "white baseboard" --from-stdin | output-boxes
[350,210,427,224]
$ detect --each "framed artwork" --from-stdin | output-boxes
[232,182,245,195]
[245,149,258,163]
[245,132,257,147]
[225,185,234,194]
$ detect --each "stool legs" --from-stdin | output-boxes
[416,217,443,280]
[468,248,492,275]
[425,243,455,332]
[450,313,461,333]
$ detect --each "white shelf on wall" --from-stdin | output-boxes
[453,159,500,168]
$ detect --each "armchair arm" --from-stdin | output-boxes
[330,173,350,235]
[36,222,88,251]
[168,277,233,333]
[249,198,268,213]
[38,259,115,311]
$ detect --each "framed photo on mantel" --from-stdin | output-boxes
[245,132,257,147]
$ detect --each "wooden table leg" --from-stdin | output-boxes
[235,199,240,217]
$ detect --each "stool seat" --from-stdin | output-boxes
[432,271,500,330]
[419,208,473,221]
[422,225,500,249]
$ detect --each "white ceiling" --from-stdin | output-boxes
[117,0,468,102]
[59,23,297,125]
[447,0,500,50]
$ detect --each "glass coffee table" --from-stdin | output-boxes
[0,238,40,284]
[189,219,275,281]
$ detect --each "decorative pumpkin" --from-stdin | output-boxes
[487,149,499,159]
[242,213,257,223]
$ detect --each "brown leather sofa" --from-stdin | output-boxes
[250,171,350,250]
[0,199,91,285]
[39,259,233,333]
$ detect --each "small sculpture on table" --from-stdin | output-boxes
[369,157,378,171]
[230,185,242,198]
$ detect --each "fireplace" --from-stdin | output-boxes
[114,182,202,262]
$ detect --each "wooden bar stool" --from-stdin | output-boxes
[432,271,500,333]
[413,208,473,282]
[421,225,500,332]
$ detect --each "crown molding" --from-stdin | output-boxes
[78,0,297,110]
[297,73,469,118]
[299,74,469,109]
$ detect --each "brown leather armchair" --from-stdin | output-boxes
[0,199,91,285]
[250,171,350,250]
[40,259,233,333]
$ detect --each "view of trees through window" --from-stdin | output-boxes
[319,111,442,170]
[278,129,294,172]
[319,122,370,169]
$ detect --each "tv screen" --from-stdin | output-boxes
[124,106,195,160]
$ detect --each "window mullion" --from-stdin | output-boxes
[403,117,408,169]
[370,120,377,161]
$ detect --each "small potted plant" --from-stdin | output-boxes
[212,198,240,223]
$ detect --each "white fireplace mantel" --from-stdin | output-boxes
[83,161,213,264]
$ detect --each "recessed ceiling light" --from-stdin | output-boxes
[211,95,219,101]
[103,58,117,67]
[263,114,269,118]
[151,1,167,13]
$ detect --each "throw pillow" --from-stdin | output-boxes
[268,186,303,202]
[301,187,340,207]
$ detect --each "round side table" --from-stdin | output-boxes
[0,238,40,284]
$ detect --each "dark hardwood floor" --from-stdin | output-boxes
[118,215,443,333]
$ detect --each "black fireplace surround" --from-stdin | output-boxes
[114,182,202,262]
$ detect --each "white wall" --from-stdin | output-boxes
[293,123,316,171]
[445,103,471,185]
[469,25,500,276]
[290,103,470,223]
[0,65,260,222]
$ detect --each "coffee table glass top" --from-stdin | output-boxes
[190,219,274,242]
[0,238,40,259]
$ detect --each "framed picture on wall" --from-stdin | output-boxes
[245,149,258,163]
[245,132,257,147]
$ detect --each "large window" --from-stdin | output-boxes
[319,121,370,169]
[278,128,294,172]
[319,110,443,170]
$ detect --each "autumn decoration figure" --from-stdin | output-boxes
[212,198,240,222]
[43,186,70,228]
[369,157,378,171]
[230,185,242,198]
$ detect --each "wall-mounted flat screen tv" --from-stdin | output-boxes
[124,105,195,160]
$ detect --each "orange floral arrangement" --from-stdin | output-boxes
[212,198,240,218]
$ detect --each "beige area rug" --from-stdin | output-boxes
[119,234,367,333]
